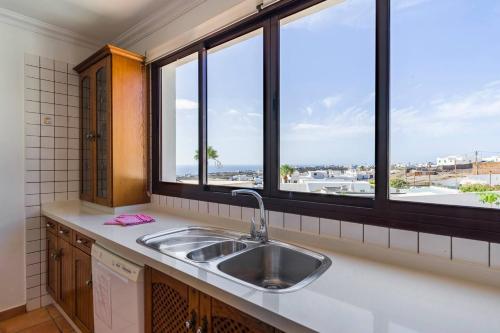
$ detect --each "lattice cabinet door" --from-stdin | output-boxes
[200,295,275,333]
[146,267,199,333]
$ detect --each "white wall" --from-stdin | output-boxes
[0,20,94,312]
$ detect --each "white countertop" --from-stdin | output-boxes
[42,201,500,333]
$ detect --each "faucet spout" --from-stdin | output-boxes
[231,189,268,243]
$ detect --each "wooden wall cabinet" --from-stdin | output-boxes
[74,44,149,207]
[46,218,94,333]
[145,267,278,333]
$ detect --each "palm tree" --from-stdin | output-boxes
[280,164,295,183]
[194,146,221,167]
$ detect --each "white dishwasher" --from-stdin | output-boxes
[91,244,144,333]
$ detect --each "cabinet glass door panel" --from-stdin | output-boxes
[95,67,108,199]
[81,76,92,199]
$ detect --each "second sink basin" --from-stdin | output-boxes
[217,243,329,291]
[187,240,247,262]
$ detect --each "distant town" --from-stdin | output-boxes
[176,152,500,208]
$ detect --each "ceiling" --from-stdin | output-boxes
[0,0,199,44]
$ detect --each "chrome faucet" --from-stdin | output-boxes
[231,189,268,243]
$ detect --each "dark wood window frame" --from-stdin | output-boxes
[151,0,500,243]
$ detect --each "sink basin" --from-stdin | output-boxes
[137,227,331,293]
[187,240,247,262]
[137,227,241,254]
[217,243,330,291]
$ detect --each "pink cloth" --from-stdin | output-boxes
[104,214,155,226]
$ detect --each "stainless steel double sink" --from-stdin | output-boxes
[137,227,331,293]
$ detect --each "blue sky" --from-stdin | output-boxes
[169,0,500,168]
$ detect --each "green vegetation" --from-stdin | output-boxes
[280,164,295,183]
[459,184,500,193]
[368,179,375,187]
[390,178,410,189]
[194,146,221,167]
[478,192,500,206]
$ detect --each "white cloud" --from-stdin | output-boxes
[322,95,342,109]
[391,81,500,137]
[176,99,198,110]
[226,109,241,115]
[247,112,262,117]
[306,106,313,116]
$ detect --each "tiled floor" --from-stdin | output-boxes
[0,305,75,333]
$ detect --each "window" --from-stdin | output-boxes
[279,0,375,196]
[152,0,500,243]
[390,0,500,209]
[160,53,199,184]
[207,29,264,188]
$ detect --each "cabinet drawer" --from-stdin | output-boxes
[57,224,73,242]
[45,218,59,235]
[73,232,94,255]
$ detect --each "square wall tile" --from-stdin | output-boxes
[198,201,208,214]
[364,225,389,247]
[181,198,190,210]
[219,204,230,218]
[490,243,500,269]
[452,237,489,266]
[268,211,283,229]
[25,54,39,67]
[301,216,319,235]
[229,205,241,220]
[320,218,340,238]
[284,213,300,231]
[208,202,218,216]
[419,233,451,259]
[166,196,174,208]
[25,65,39,78]
[241,207,255,223]
[390,229,418,253]
[174,197,182,209]
[341,221,363,241]
[189,200,199,212]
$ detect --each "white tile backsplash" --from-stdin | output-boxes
[490,243,500,269]
[419,233,451,259]
[319,218,340,238]
[390,229,418,253]
[301,216,319,235]
[341,221,363,241]
[452,237,489,265]
[268,211,284,229]
[229,205,241,220]
[284,213,300,231]
[219,204,230,218]
[24,55,78,307]
[364,225,389,247]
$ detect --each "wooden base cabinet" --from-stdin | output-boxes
[145,267,277,333]
[45,218,94,333]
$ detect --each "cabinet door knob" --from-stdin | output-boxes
[76,239,83,244]
[85,279,92,287]
[46,223,52,228]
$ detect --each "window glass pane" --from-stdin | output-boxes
[161,53,198,184]
[207,29,264,188]
[279,0,376,196]
[390,0,500,208]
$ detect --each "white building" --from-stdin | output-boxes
[436,155,473,166]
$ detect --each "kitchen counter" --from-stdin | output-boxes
[42,201,500,333]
